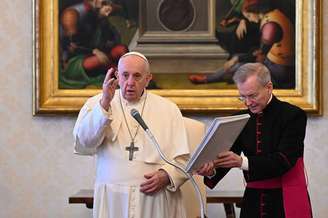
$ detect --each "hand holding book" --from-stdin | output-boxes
[195,151,243,176]
[214,151,243,168]
[185,114,250,173]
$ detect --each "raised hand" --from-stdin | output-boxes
[100,68,118,111]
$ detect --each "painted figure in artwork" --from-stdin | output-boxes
[189,0,295,89]
[215,0,260,57]
[59,0,137,89]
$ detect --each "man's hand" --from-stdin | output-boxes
[140,170,170,195]
[195,161,215,177]
[214,151,242,168]
[100,68,118,111]
[236,19,247,40]
[223,56,239,72]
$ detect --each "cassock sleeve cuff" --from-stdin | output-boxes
[160,164,180,192]
[206,168,217,179]
[160,161,188,192]
[98,100,113,120]
[240,154,249,171]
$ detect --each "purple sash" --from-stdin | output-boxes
[281,158,312,218]
[247,158,312,218]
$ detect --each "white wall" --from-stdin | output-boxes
[0,0,327,217]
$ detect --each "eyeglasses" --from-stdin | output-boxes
[238,83,271,102]
[238,92,260,102]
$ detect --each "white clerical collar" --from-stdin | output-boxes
[266,93,273,105]
[119,89,147,107]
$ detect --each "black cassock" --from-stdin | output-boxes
[205,95,309,218]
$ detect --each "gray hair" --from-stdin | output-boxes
[118,51,150,73]
[233,63,271,86]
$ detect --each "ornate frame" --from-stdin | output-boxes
[33,0,322,115]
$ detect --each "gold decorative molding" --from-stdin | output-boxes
[33,0,322,115]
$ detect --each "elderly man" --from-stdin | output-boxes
[73,52,190,218]
[197,63,312,218]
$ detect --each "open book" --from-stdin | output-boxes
[185,114,250,173]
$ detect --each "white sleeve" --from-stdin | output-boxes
[160,154,189,192]
[73,99,112,155]
[240,154,249,171]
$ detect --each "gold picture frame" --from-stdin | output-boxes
[33,0,322,115]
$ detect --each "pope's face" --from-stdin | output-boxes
[117,56,152,102]
[237,75,272,114]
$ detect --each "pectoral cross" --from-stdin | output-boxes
[125,141,139,161]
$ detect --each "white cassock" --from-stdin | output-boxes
[73,90,190,218]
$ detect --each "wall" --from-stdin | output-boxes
[0,0,327,217]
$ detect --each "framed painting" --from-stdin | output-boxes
[33,0,322,115]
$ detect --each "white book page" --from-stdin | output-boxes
[185,114,250,173]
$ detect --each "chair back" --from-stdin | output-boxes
[181,117,207,218]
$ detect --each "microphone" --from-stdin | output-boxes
[130,109,206,218]
[130,109,149,131]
